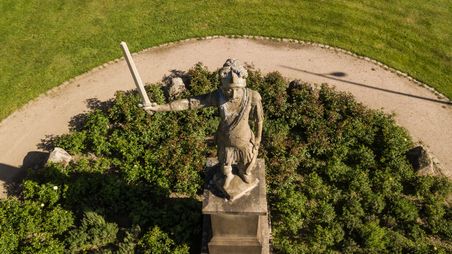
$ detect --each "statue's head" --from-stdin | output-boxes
[219,59,248,99]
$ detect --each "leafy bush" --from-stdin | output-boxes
[0,198,72,253]
[137,226,189,254]
[0,64,450,253]
[66,211,118,252]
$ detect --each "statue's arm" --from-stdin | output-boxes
[142,92,216,113]
[143,99,190,112]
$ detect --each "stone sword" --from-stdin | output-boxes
[120,42,152,109]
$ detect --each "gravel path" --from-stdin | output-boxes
[1,38,451,198]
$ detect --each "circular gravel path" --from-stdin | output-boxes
[1,37,451,198]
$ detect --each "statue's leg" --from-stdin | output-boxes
[237,143,254,183]
[238,161,251,184]
[222,164,234,189]
[222,147,234,189]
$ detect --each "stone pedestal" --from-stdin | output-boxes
[202,158,269,254]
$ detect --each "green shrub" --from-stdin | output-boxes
[66,211,118,252]
[0,198,73,253]
[360,220,388,251]
[137,226,189,254]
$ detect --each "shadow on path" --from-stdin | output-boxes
[279,65,452,106]
[0,163,20,182]
[38,97,112,152]
[0,163,24,196]
[0,151,48,196]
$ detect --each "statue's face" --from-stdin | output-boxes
[222,87,243,100]
[221,71,245,100]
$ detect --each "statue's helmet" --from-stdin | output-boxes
[219,59,248,88]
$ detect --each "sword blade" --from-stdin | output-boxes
[120,42,152,106]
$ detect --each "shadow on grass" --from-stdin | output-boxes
[280,65,452,106]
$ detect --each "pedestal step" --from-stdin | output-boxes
[208,236,262,254]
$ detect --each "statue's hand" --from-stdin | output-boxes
[139,102,159,115]
[252,138,260,153]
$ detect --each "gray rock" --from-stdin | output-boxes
[167,77,186,98]
[406,146,437,176]
[47,147,72,166]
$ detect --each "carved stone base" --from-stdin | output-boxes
[212,168,259,202]
[202,158,270,254]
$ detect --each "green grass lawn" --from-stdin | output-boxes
[0,0,451,121]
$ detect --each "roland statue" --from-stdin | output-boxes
[143,59,264,193]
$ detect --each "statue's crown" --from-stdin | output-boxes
[219,59,248,80]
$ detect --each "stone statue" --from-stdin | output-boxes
[143,59,264,193]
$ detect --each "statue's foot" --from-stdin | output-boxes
[238,170,251,184]
[223,173,234,189]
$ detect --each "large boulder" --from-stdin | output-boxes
[47,147,73,166]
[167,77,187,98]
[405,146,441,176]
